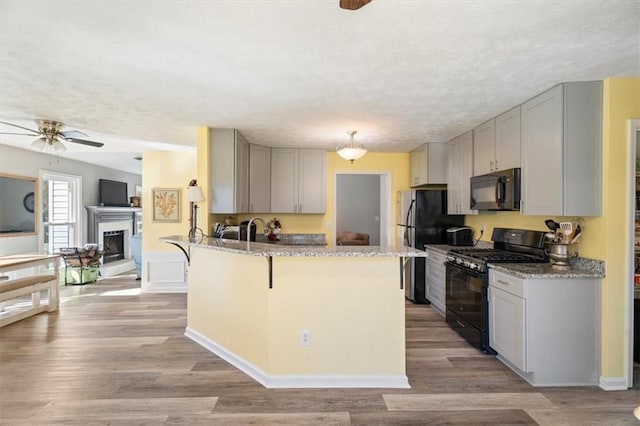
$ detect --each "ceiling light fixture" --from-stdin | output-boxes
[337,130,367,163]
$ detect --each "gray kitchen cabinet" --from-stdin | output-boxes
[474,106,521,176]
[271,148,326,213]
[473,118,496,176]
[209,128,249,214]
[488,269,600,386]
[447,131,476,215]
[495,105,521,172]
[410,143,448,186]
[249,143,271,213]
[520,81,602,216]
[424,247,447,316]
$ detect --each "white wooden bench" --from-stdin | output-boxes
[0,273,59,327]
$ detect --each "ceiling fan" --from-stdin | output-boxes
[0,119,104,151]
[340,0,371,10]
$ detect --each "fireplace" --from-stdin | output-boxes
[103,230,125,264]
[85,206,141,266]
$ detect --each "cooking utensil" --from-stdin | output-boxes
[559,222,574,239]
[570,232,582,244]
[544,232,556,242]
[545,219,560,231]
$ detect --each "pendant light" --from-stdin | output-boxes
[337,130,367,163]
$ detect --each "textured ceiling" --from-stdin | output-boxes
[0,0,638,175]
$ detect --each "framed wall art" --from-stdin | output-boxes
[152,188,180,222]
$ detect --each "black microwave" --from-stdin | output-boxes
[470,168,521,211]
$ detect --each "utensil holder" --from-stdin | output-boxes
[545,242,579,266]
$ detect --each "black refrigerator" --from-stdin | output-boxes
[397,189,464,303]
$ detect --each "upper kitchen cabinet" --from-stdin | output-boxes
[473,106,521,176]
[447,131,476,215]
[209,128,249,214]
[249,144,271,213]
[495,106,521,172]
[410,142,448,186]
[520,82,602,216]
[473,119,496,176]
[271,148,326,214]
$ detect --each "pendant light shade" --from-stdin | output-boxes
[337,130,367,163]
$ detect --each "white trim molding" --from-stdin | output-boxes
[625,118,640,389]
[141,251,188,293]
[185,327,410,389]
[599,376,628,391]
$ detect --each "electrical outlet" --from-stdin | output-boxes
[300,330,311,346]
[481,224,486,233]
[325,221,332,229]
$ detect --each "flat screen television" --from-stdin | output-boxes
[98,179,129,207]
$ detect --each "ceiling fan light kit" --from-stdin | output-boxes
[337,130,367,163]
[339,0,372,10]
[0,119,104,151]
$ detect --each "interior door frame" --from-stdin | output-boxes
[625,118,640,388]
[333,171,392,246]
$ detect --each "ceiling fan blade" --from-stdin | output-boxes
[65,137,104,148]
[0,131,40,136]
[0,120,41,134]
[339,0,371,10]
[61,130,89,139]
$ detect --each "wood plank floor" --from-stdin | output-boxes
[1,274,639,425]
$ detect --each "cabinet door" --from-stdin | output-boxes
[409,148,422,187]
[495,105,521,171]
[270,148,298,213]
[426,142,448,184]
[489,286,526,371]
[209,128,237,214]
[521,85,563,215]
[473,119,496,176]
[249,144,271,213]
[458,131,476,215]
[298,149,326,213]
[234,133,250,213]
[447,137,461,214]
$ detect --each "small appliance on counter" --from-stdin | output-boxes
[447,226,474,246]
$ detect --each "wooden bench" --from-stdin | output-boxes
[0,273,59,327]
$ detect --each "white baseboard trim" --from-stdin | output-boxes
[599,376,629,391]
[185,327,410,389]
[141,252,187,293]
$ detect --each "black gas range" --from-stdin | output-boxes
[444,228,547,353]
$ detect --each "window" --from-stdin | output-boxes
[39,171,82,254]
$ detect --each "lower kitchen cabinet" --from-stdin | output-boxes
[424,247,447,316]
[488,269,600,386]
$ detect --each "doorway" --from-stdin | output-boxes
[334,172,391,246]
[39,170,82,254]
[627,120,640,388]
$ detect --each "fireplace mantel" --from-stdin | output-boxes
[85,206,141,248]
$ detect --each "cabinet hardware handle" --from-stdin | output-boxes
[495,160,499,170]
[456,319,466,328]
[496,279,510,285]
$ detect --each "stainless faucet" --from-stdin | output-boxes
[247,217,266,248]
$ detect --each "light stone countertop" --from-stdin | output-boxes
[161,235,428,258]
[424,243,605,279]
[489,261,605,279]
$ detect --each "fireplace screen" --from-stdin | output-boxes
[103,230,125,264]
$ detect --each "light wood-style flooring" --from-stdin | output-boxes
[1,274,639,425]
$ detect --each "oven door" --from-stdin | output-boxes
[445,261,485,331]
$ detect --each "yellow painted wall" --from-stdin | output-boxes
[141,150,197,251]
[233,151,410,244]
[467,77,640,379]
[187,247,405,376]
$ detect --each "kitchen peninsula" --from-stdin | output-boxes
[161,235,427,389]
